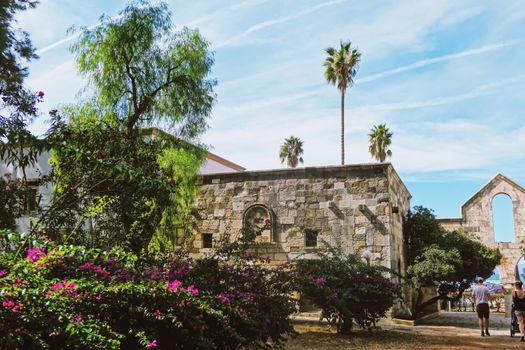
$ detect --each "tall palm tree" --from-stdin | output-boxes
[323,41,361,165]
[368,124,393,162]
[279,136,304,168]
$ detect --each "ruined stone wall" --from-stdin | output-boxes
[437,174,525,284]
[193,163,411,271]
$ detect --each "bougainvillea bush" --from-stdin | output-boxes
[295,246,399,334]
[0,231,296,349]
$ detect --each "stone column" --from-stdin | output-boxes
[504,284,513,318]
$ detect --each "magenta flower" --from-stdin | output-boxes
[27,247,46,263]
[153,309,162,317]
[313,276,327,285]
[146,340,158,348]
[218,292,233,304]
[2,299,20,313]
[264,218,272,226]
[166,280,181,292]
[187,284,199,297]
[37,91,45,98]
[0,271,4,277]
[70,314,83,324]
[3,172,11,178]
[47,280,81,298]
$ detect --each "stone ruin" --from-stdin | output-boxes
[437,173,525,285]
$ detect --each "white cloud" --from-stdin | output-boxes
[217,0,347,47]
[357,40,520,84]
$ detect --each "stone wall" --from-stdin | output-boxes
[437,174,525,284]
[193,163,411,273]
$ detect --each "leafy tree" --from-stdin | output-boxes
[368,123,393,162]
[70,0,215,137]
[404,206,501,317]
[296,246,398,334]
[0,0,44,178]
[41,1,215,253]
[279,136,304,168]
[323,41,360,165]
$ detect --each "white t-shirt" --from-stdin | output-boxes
[472,284,489,305]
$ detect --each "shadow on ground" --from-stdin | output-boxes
[286,312,520,349]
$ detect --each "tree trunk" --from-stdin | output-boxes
[339,315,353,334]
[340,89,345,165]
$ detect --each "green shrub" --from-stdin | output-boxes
[0,231,296,349]
[295,246,398,334]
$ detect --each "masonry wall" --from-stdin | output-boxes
[437,175,525,284]
[193,163,411,272]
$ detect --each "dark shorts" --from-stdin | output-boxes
[476,303,489,319]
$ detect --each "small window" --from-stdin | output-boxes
[21,187,38,214]
[305,230,318,247]
[202,233,213,248]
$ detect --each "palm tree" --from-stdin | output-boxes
[279,136,304,168]
[368,124,393,162]
[323,41,361,165]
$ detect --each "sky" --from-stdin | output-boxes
[15,0,525,240]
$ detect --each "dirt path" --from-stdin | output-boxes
[286,312,523,349]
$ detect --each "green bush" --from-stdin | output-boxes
[0,231,296,349]
[295,246,398,334]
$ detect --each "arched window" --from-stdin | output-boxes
[243,204,275,243]
[492,193,515,243]
[516,258,525,284]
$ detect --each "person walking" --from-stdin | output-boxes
[513,281,525,341]
[472,277,490,336]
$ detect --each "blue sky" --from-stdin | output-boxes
[16,0,525,238]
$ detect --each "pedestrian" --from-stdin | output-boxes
[513,281,525,341]
[472,277,490,336]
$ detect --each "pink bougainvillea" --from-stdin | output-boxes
[145,339,158,348]
[27,247,46,263]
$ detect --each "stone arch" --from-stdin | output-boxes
[437,174,525,284]
[242,204,276,243]
[491,192,516,243]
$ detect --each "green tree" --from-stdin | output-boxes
[42,1,215,253]
[279,136,304,168]
[296,245,398,334]
[368,123,393,162]
[323,41,361,165]
[71,0,215,137]
[0,0,44,177]
[404,206,501,317]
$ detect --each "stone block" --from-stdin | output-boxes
[280,216,295,225]
[232,201,244,212]
[279,191,296,201]
[334,182,345,190]
[214,209,225,218]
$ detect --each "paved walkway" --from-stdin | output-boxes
[379,312,513,337]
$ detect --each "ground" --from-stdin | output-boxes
[285,312,524,349]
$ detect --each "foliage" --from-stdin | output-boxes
[0,173,28,229]
[70,0,215,137]
[0,230,297,349]
[323,40,361,165]
[295,245,398,334]
[40,0,215,252]
[368,124,393,162]
[404,206,502,317]
[43,112,204,253]
[0,0,45,174]
[279,136,304,168]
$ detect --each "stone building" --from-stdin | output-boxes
[437,174,525,285]
[193,163,411,277]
